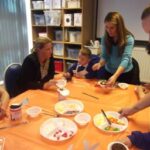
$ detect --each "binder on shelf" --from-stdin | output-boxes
[44,0,53,9]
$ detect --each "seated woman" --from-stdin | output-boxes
[18,37,56,92]
[93,12,135,86]
[0,87,9,119]
[64,49,100,79]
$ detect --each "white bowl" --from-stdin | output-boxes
[107,141,129,150]
[26,106,42,118]
[74,112,91,126]
[118,83,129,90]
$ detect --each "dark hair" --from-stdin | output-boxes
[104,12,133,55]
[141,6,150,20]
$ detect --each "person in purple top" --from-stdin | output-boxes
[119,6,150,150]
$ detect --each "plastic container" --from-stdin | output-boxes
[54,60,63,72]
[32,1,44,9]
[26,106,42,118]
[67,48,79,59]
[10,104,22,121]
[33,14,45,25]
[74,112,91,126]
[54,30,63,41]
[69,31,81,43]
[107,142,129,150]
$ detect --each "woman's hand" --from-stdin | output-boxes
[92,63,101,71]
[107,75,117,86]
[43,79,57,90]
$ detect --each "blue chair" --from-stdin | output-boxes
[4,63,22,98]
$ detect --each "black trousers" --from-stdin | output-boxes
[97,67,139,85]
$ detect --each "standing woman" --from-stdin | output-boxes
[18,37,56,92]
[93,12,135,86]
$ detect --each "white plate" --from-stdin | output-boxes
[55,99,84,116]
[93,111,128,133]
[118,83,129,90]
[40,118,78,141]
[107,141,129,150]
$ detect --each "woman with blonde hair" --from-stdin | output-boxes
[93,12,135,86]
[18,37,56,92]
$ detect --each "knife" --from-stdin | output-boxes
[101,109,111,126]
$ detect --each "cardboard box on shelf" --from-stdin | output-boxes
[67,0,80,8]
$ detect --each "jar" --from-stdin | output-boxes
[10,104,22,121]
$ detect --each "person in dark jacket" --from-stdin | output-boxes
[119,6,150,150]
[18,37,57,93]
[64,49,100,79]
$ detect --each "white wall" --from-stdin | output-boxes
[97,0,150,41]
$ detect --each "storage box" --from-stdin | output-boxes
[44,0,53,9]
[74,13,82,26]
[67,48,79,59]
[64,14,73,26]
[44,10,61,26]
[54,30,63,41]
[69,31,81,43]
[33,14,45,25]
[53,44,63,56]
[52,0,62,9]
[55,60,63,72]
[67,0,80,8]
[32,1,44,9]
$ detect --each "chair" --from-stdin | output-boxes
[4,63,22,98]
[131,57,140,85]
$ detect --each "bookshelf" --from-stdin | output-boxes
[30,0,96,72]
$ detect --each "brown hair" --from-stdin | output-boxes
[104,12,133,55]
[79,48,92,58]
[31,37,52,53]
[141,5,150,20]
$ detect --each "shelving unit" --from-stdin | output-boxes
[30,0,96,72]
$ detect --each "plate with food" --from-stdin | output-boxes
[93,111,128,133]
[54,99,84,116]
[40,118,78,141]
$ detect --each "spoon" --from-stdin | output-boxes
[19,98,29,106]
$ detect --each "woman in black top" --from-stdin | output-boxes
[18,37,56,93]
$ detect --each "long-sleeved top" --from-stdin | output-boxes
[101,35,134,74]
[68,55,100,79]
[18,52,55,92]
[128,131,150,150]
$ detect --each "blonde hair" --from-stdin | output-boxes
[31,37,52,53]
[79,48,92,58]
[104,12,133,55]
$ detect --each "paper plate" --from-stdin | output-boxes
[40,118,78,141]
[93,111,128,133]
[54,99,84,116]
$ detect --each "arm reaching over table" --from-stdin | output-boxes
[119,93,150,117]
